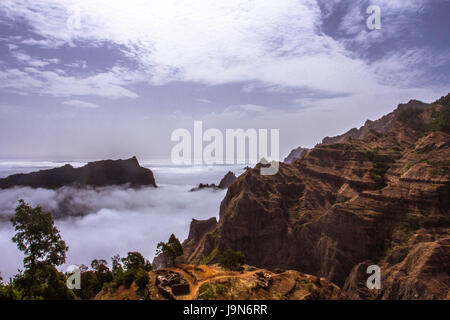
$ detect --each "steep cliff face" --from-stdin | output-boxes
[183,218,218,263]
[184,94,450,299]
[0,156,157,189]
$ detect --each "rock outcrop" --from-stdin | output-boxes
[183,218,218,263]
[190,171,237,192]
[283,147,310,164]
[183,94,450,299]
[0,156,157,189]
[218,171,237,189]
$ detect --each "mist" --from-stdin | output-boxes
[0,164,242,280]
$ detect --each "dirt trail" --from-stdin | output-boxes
[166,266,260,300]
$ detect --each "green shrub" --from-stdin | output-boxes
[198,283,216,300]
[428,105,450,133]
[123,268,138,288]
[217,247,245,270]
[134,269,149,296]
[201,247,219,265]
[156,234,183,266]
[398,107,425,131]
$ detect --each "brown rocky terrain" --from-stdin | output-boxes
[95,264,344,300]
[283,147,310,164]
[182,94,450,299]
[0,156,157,189]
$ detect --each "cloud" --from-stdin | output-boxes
[0,164,239,279]
[0,66,140,99]
[62,99,99,109]
[196,98,211,104]
[11,51,60,68]
[0,0,446,101]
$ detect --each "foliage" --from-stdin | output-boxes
[397,107,425,131]
[0,273,21,300]
[73,259,113,299]
[111,254,123,274]
[201,247,219,265]
[0,283,21,300]
[217,247,245,270]
[198,283,216,300]
[121,252,152,272]
[134,269,149,296]
[11,200,68,269]
[13,262,77,300]
[428,105,450,133]
[122,268,138,288]
[156,234,183,266]
[5,201,152,300]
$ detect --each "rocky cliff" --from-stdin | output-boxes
[0,156,157,189]
[190,171,237,192]
[183,94,450,299]
[283,147,310,164]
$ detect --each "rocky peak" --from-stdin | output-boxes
[190,171,237,192]
[283,147,310,164]
[218,171,237,189]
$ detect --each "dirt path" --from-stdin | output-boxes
[166,266,260,300]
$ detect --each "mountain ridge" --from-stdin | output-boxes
[0,156,157,189]
[182,93,450,299]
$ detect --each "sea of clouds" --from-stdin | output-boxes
[0,163,243,280]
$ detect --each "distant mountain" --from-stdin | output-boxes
[183,93,450,300]
[0,156,157,189]
[283,147,309,164]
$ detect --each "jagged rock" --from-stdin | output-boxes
[0,156,157,189]
[218,171,237,189]
[155,270,190,297]
[184,94,450,299]
[342,261,379,300]
[152,252,170,270]
[283,147,309,164]
[183,218,218,262]
[190,171,237,192]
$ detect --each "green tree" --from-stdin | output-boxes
[11,200,68,269]
[134,269,149,297]
[111,254,123,274]
[217,247,245,270]
[0,276,21,300]
[156,234,183,266]
[13,262,77,300]
[121,252,152,271]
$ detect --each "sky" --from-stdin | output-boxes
[0,0,449,161]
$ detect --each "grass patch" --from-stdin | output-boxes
[200,247,219,265]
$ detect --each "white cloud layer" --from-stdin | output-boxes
[62,99,99,109]
[1,0,446,98]
[0,164,242,279]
